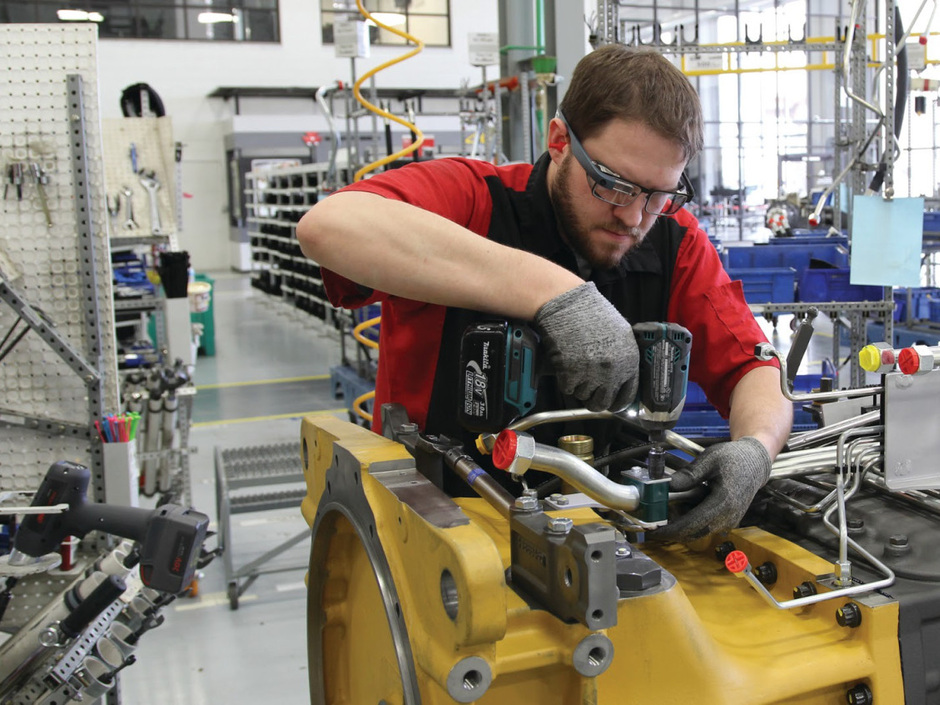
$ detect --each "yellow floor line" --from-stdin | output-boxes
[192,408,348,428]
[196,374,330,390]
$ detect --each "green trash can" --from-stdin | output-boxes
[190,274,215,357]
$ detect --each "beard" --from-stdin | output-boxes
[551,154,649,270]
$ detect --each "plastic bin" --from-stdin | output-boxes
[769,234,848,247]
[893,287,940,321]
[723,243,848,271]
[931,299,940,323]
[727,267,796,304]
[797,268,883,302]
[924,211,940,234]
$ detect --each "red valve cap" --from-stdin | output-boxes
[725,550,750,574]
[492,429,518,470]
[898,347,920,375]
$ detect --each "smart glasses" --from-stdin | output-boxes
[557,111,694,216]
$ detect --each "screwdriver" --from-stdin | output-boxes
[30,163,51,227]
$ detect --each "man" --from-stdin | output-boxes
[297,45,793,541]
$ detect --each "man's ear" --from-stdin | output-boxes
[547,117,568,163]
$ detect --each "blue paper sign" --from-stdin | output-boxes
[851,196,923,287]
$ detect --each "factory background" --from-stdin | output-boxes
[1,0,940,703]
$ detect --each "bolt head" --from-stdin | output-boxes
[888,534,909,547]
[513,496,538,511]
[546,516,574,535]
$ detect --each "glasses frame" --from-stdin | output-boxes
[557,111,694,216]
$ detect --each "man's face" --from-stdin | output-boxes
[550,118,688,270]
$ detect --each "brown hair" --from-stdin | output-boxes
[559,45,704,161]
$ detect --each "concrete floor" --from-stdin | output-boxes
[121,273,346,705]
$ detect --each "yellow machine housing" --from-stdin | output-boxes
[301,416,904,704]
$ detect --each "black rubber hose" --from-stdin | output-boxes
[868,5,907,193]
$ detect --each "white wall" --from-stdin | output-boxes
[96,0,499,271]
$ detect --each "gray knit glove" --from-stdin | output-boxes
[533,281,639,412]
[655,437,772,542]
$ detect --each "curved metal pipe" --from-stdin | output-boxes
[756,344,882,402]
[484,409,706,458]
[526,443,640,511]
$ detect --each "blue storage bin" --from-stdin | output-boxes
[924,211,940,233]
[678,377,819,437]
[727,267,796,304]
[769,234,848,247]
[893,287,940,321]
[931,299,940,322]
[723,243,848,271]
[798,268,883,302]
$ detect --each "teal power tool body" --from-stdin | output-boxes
[14,461,209,594]
[621,322,692,523]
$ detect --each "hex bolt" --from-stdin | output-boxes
[846,682,873,705]
[399,422,418,434]
[715,541,736,562]
[885,534,911,556]
[513,496,539,512]
[847,518,865,535]
[755,561,777,586]
[836,602,863,629]
[793,581,817,599]
[546,517,574,535]
[615,546,630,558]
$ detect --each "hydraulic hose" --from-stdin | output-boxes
[346,3,429,421]
[353,0,425,182]
[868,5,908,193]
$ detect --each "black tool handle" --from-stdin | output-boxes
[60,575,126,639]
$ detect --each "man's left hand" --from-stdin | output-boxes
[654,436,772,542]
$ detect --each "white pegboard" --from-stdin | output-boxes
[0,25,119,488]
[102,116,178,240]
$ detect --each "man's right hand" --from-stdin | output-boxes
[533,281,639,411]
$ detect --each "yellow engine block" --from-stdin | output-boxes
[300,416,903,704]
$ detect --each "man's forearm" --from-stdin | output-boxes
[728,365,793,459]
[296,191,583,319]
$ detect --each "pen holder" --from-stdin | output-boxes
[103,441,139,507]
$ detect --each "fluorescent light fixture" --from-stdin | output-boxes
[367,12,406,26]
[57,9,104,22]
[198,11,237,24]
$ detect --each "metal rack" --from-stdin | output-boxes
[214,443,308,610]
[0,24,126,704]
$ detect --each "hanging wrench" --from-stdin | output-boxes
[138,170,163,235]
[121,186,139,230]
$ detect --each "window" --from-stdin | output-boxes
[0,1,280,42]
[321,0,450,48]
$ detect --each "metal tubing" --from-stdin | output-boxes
[527,443,640,511]
[757,344,882,403]
[787,410,881,450]
[489,409,705,457]
[444,449,514,518]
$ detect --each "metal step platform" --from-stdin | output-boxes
[215,442,308,609]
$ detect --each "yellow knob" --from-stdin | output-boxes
[858,344,883,373]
